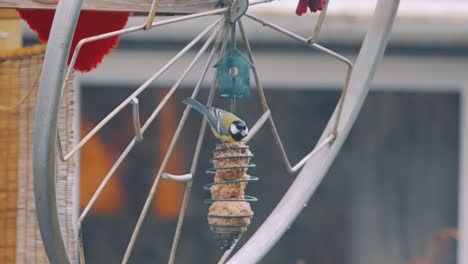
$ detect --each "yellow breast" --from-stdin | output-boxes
[210,126,236,143]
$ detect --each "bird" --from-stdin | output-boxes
[296,0,327,16]
[183,98,248,143]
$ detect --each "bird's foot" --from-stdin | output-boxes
[222,142,231,150]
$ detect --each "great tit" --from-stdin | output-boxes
[183,98,249,143]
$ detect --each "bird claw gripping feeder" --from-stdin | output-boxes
[205,0,258,250]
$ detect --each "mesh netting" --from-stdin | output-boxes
[0,44,78,263]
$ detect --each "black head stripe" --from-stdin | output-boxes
[229,120,248,141]
[231,132,246,141]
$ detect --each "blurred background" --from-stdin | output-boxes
[23,0,466,263]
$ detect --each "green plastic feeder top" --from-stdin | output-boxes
[215,48,254,99]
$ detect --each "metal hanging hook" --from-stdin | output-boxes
[226,0,249,24]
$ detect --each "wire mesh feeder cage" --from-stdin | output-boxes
[204,142,258,250]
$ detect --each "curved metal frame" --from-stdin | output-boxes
[33,0,84,263]
[32,0,399,263]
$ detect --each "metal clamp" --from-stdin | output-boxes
[130,98,143,142]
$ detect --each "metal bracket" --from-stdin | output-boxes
[161,172,193,182]
[130,98,143,142]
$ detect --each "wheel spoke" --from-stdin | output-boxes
[167,24,231,264]
[239,17,351,173]
[121,19,223,264]
[56,10,228,162]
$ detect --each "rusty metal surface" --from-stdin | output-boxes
[0,0,218,14]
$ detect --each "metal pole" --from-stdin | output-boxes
[33,0,83,263]
[459,84,468,264]
[227,0,399,262]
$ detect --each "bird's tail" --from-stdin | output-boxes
[182,98,207,114]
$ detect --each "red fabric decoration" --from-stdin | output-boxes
[296,0,327,16]
[18,10,130,72]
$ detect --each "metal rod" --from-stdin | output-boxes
[268,116,295,172]
[238,20,295,172]
[79,231,85,264]
[64,8,228,86]
[57,9,230,162]
[33,0,84,263]
[121,20,223,264]
[130,98,143,142]
[59,17,222,162]
[228,14,236,117]
[62,0,275,92]
[333,64,352,135]
[239,18,349,173]
[64,23,145,95]
[290,134,335,172]
[459,85,468,264]
[167,25,231,264]
[78,138,136,225]
[78,28,217,252]
[56,130,66,162]
[231,22,236,49]
[217,236,241,264]
[228,1,399,262]
[306,0,329,43]
[77,141,139,261]
[245,13,352,67]
[238,19,268,113]
[144,0,159,30]
[238,20,295,173]
[77,20,222,264]
[230,98,236,113]
[169,69,218,264]
[244,109,270,143]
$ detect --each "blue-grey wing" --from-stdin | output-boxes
[205,107,230,136]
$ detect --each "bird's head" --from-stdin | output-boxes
[229,120,249,141]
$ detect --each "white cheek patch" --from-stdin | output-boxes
[241,127,248,136]
[230,124,240,134]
